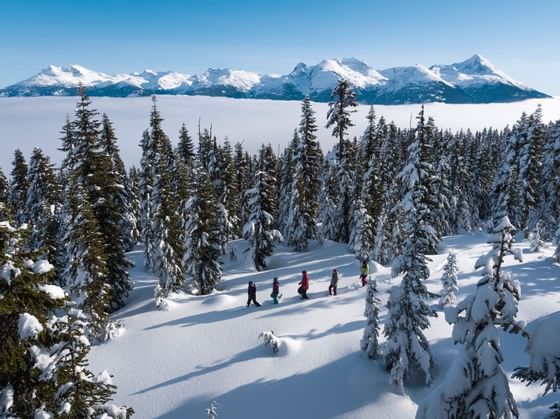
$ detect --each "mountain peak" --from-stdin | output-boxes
[454,54,498,74]
[1,56,549,103]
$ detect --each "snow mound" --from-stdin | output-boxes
[526,312,560,374]
[18,313,43,339]
[276,337,302,356]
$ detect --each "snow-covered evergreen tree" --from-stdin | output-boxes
[243,170,282,271]
[139,129,155,270]
[358,107,384,244]
[100,113,138,251]
[352,200,375,263]
[384,108,439,388]
[528,222,545,252]
[416,216,524,419]
[10,149,29,226]
[177,123,196,169]
[439,251,458,307]
[513,313,560,419]
[326,78,357,161]
[0,222,63,417]
[0,169,11,220]
[63,181,113,339]
[518,106,545,230]
[183,171,222,295]
[0,221,132,417]
[286,154,309,251]
[286,97,322,250]
[148,99,184,300]
[25,148,61,266]
[360,277,381,359]
[49,309,134,417]
[277,131,298,238]
[492,113,526,229]
[539,119,560,239]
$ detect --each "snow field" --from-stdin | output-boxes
[88,233,560,418]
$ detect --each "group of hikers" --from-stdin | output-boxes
[246,261,370,307]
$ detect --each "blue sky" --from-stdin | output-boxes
[1,0,559,94]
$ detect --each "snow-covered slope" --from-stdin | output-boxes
[0,55,549,104]
[88,234,560,418]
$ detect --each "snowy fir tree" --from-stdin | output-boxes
[177,123,196,169]
[183,171,222,295]
[243,170,282,271]
[358,106,384,247]
[513,313,560,419]
[139,129,155,270]
[49,309,134,418]
[277,130,298,238]
[285,97,322,251]
[25,147,61,266]
[416,216,524,419]
[10,149,29,226]
[384,109,439,388]
[325,81,357,243]
[100,113,139,251]
[538,119,560,239]
[62,181,113,339]
[63,88,133,313]
[360,277,381,359]
[326,78,357,161]
[518,107,545,231]
[0,221,132,417]
[0,169,12,220]
[0,222,63,417]
[528,222,545,252]
[439,251,458,307]
[351,199,375,263]
[147,98,184,300]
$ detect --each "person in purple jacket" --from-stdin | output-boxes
[271,277,281,304]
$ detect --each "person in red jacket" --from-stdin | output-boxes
[298,270,310,300]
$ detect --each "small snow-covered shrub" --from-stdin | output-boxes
[259,330,280,354]
[206,401,218,419]
[439,252,458,307]
[528,223,545,253]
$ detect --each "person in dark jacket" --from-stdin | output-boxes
[247,281,261,307]
[271,277,281,304]
[298,270,310,299]
[329,268,339,296]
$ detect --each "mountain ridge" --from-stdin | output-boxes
[0,55,549,104]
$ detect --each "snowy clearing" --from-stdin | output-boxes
[88,233,560,419]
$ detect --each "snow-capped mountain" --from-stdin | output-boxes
[0,55,549,104]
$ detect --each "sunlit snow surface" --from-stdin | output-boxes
[88,235,560,419]
[1,96,560,171]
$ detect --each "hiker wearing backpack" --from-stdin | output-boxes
[360,261,369,287]
[298,270,310,299]
[329,268,339,296]
[247,281,261,307]
[271,277,281,304]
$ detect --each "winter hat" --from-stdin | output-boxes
[333,268,337,272]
